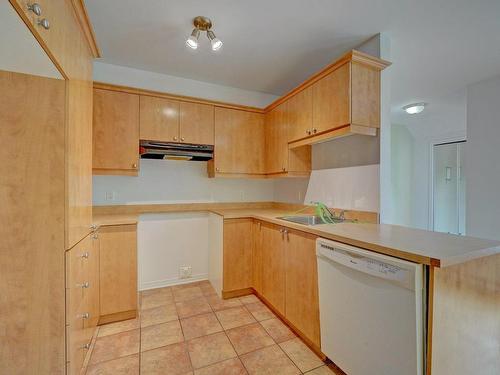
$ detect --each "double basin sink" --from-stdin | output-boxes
[278,215,356,226]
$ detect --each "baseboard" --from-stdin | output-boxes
[99,310,137,325]
[222,287,253,299]
[139,273,208,291]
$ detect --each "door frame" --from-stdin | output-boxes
[428,135,466,232]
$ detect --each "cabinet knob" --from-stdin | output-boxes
[27,3,42,16]
[132,163,138,169]
[216,167,220,172]
[181,137,185,142]
[90,224,98,231]
[77,281,90,289]
[82,342,91,350]
[312,128,317,134]
[37,18,50,30]
[80,252,89,259]
[173,136,178,141]
[282,167,286,172]
[79,312,90,319]
[306,129,312,135]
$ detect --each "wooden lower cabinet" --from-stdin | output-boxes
[223,219,254,293]
[225,220,320,348]
[99,224,138,323]
[285,229,321,348]
[252,221,263,294]
[66,233,99,374]
[260,222,286,315]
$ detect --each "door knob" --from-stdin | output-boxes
[37,18,50,30]
[27,3,42,16]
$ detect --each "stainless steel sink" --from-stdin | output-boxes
[278,215,354,226]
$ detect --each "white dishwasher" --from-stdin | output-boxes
[316,238,424,375]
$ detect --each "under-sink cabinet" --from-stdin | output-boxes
[222,219,321,350]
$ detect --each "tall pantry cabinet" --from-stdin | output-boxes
[1,1,99,374]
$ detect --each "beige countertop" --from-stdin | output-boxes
[93,206,500,267]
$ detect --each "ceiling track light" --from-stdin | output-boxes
[186,16,223,52]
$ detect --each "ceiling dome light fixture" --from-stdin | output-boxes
[186,16,223,52]
[403,102,427,115]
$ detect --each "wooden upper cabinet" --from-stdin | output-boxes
[261,222,286,315]
[287,86,313,142]
[312,62,350,134]
[265,104,288,174]
[93,89,140,174]
[213,107,265,175]
[285,230,321,348]
[180,102,214,145]
[351,61,381,128]
[140,96,180,142]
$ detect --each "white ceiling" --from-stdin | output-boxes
[86,0,500,114]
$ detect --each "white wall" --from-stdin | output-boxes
[391,89,467,230]
[391,124,414,227]
[93,159,274,205]
[93,61,278,108]
[466,74,500,240]
[138,213,210,290]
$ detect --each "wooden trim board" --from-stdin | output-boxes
[98,310,137,325]
[69,0,101,57]
[93,82,265,114]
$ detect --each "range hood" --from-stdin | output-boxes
[140,140,214,161]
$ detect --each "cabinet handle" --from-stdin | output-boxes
[181,137,185,142]
[92,233,99,240]
[80,252,89,259]
[173,136,178,141]
[132,163,138,169]
[79,312,90,320]
[27,3,42,16]
[82,342,91,350]
[306,129,311,135]
[90,224,98,231]
[313,128,317,134]
[77,282,90,289]
[37,18,50,30]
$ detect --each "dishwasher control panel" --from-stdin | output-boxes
[317,240,414,290]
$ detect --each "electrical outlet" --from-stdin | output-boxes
[179,265,192,279]
[104,191,116,201]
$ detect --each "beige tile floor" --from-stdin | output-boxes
[84,280,338,375]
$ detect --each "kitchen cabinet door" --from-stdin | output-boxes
[223,219,253,293]
[180,102,214,145]
[140,96,180,142]
[287,86,313,142]
[285,229,321,348]
[265,104,288,174]
[214,107,265,175]
[261,222,286,315]
[99,224,137,323]
[252,221,263,294]
[312,62,350,133]
[93,89,140,174]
